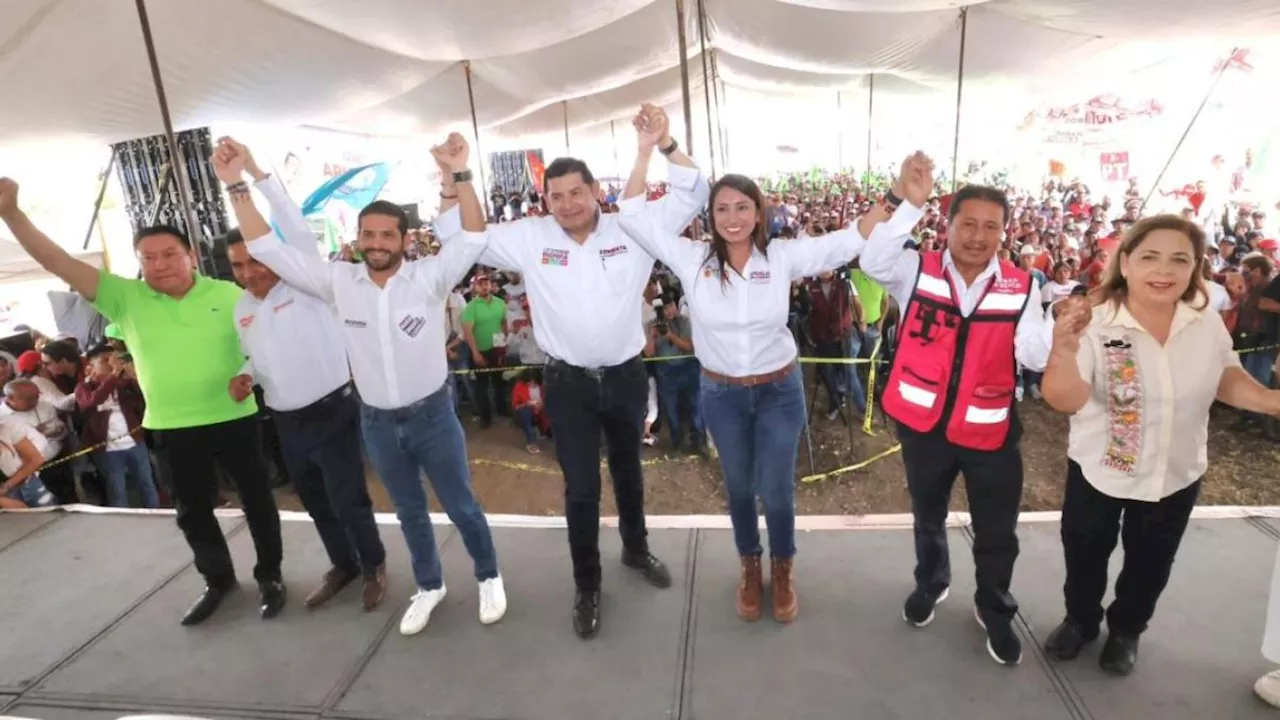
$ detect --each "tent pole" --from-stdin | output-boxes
[710,49,727,170]
[134,0,206,273]
[865,74,874,186]
[1141,46,1239,213]
[675,0,695,153]
[950,7,968,194]
[562,101,571,155]
[83,149,116,251]
[462,61,492,221]
[695,0,716,177]
[836,91,843,172]
[610,120,621,183]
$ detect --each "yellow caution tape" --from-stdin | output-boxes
[799,443,902,484]
[862,334,883,437]
[469,453,701,476]
[34,429,143,472]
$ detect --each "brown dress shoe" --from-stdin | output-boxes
[304,567,358,609]
[771,557,798,623]
[362,564,388,612]
[736,555,763,621]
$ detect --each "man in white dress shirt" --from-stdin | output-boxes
[861,178,1054,667]
[433,104,708,639]
[215,139,388,613]
[221,134,506,636]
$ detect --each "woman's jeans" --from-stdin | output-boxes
[99,444,160,508]
[514,406,539,443]
[700,366,806,558]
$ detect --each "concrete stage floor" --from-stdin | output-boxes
[1,509,1278,719]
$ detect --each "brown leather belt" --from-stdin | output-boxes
[701,362,796,387]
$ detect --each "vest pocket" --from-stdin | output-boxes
[896,366,942,413]
[954,385,1013,450]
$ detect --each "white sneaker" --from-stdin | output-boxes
[1255,669,1280,708]
[399,585,446,636]
[478,575,508,625]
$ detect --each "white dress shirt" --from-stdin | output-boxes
[0,400,66,460]
[236,176,352,412]
[619,197,921,376]
[246,227,489,411]
[30,375,75,412]
[861,235,1053,372]
[0,419,42,477]
[434,162,709,368]
[1068,301,1240,501]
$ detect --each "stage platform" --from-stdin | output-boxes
[1,509,1277,719]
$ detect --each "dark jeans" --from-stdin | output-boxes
[700,366,805,557]
[39,460,78,505]
[98,443,159,508]
[275,385,386,576]
[815,336,866,413]
[474,349,508,425]
[514,406,540,443]
[1060,459,1199,636]
[898,421,1024,620]
[656,359,704,445]
[544,355,650,591]
[151,415,283,586]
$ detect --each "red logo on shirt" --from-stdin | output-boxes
[749,270,771,283]
[272,299,294,313]
[599,245,628,259]
[541,248,569,266]
[238,315,255,328]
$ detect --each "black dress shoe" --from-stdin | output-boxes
[180,582,238,626]
[573,589,601,639]
[1044,617,1099,661]
[1099,632,1139,676]
[622,551,672,589]
[259,580,287,620]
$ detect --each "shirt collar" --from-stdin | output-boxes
[1101,300,1202,339]
[941,249,1002,282]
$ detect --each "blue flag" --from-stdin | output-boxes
[300,163,391,217]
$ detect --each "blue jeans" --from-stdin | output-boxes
[1243,349,1277,388]
[360,384,498,591]
[99,443,160,508]
[447,354,476,411]
[514,406,539,443]
[6,474,55,507]
[700,366,806,558]
[816,336,866,414]
[656,360,704,445]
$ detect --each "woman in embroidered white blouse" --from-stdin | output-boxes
[617,104,933,624]
[1041,215,1280,678]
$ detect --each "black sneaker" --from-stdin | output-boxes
[622,551,672,589]
[974,606,1022,666]
[1043,616,1099,661]
[902,586,949,627]
[1099,631,1139,676]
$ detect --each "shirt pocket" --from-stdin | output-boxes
[392,304,431,344]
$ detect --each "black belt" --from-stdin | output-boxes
[545,354,640,381]
[276,383,354,418]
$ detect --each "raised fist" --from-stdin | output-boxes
[216,137,263,180]
[895,151,935,208]
[211,140,247,185]
[0,178,18,218]
[634,103,670,151]
[1051,295,1092,353]
[432,132,470,173]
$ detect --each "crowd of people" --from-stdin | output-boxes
[4,98,1280,704]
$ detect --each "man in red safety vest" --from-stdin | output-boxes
[861,173,1055,667]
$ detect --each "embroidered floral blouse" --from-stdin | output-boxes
[1067,300,1241,501]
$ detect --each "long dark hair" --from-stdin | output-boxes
[705,174,770,287]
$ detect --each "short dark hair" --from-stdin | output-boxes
[133,224,192,250]
[84,342,114,360]
[544,158,596,188]
[40,339,79,364]
[358,200,408,236]
[948,185,1010,226]
[224,228,245,246]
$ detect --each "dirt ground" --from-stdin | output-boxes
[270,370,1280,518]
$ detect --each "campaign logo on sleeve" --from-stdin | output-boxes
[541,248,570,266]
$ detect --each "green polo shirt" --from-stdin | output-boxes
[850,270,887,326]
[91,270,256,430]
[461,296,507,352]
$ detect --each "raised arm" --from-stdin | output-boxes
[780,200,925,280]
[222,138,320,257]
[0,179,101,300]
[857,153,935,306]
[633,104,710,236]
[1040,297,1094,413]
[418,133,489,299]
[213,142,337,303]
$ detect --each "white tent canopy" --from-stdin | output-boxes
[3,0,1279,149]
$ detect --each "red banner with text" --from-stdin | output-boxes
[1100,151,1131,181]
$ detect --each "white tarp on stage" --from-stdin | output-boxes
[2,0,1279,146]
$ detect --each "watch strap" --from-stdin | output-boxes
[451,169,474,183]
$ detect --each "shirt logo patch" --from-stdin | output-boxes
[993,277,1022,291]
[540,248,570,266]
[749,270,771,284]
[344,319,368,328]
[599,245,628,259]
[702,266,721,280]
[238,315,255,329]
[398,313,426,339]
[272,299,294,314]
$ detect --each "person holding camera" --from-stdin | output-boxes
[644,292,702,453]
[75,343,157,509]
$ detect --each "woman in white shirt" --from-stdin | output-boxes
[618,105,932,623]
[1041,215,1280,676]
[1040,262,1081,308]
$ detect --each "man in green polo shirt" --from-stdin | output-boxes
[462,273,508,428]
[0,177,284,627]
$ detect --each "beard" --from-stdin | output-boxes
[363,248,403,272]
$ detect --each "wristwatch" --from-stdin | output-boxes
[452,169,474,183]
[883,189,903,210]
[659,139,679,156]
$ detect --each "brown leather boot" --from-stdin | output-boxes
[304,567,358,609]
[736,555,763,621]
[362,563,388,612]
[771,557,798,623]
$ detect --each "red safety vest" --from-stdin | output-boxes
[881,252,1032,451]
